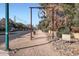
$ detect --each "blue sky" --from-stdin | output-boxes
[0,3,41,26]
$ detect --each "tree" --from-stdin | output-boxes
[0,18,27,31]
[61,3,76,19]
[38,18,50,32]
[38,3,77,31]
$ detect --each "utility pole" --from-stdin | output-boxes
[5,3,9,50]
[14,16,16,23]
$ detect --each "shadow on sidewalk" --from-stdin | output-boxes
[10,40,53,52]
[32,36,48,40]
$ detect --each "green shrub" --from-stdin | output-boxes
[42,28,48,32]
[57,26,70,38]
[72,20,79,27]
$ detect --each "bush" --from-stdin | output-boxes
[72,20,79,27]
[42,28,48,32]
[57,26,70,38]
[0,28,5,31]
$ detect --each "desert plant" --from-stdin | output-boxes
[57,26,70,38]
[72,20,79,27]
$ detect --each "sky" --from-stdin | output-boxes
[0,3,41,26]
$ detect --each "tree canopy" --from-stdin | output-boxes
[37,3,79,32]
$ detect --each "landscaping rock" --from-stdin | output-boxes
[51,38,79,55]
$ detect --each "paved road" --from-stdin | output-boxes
[1,30,59,56]
[0,31,30,45]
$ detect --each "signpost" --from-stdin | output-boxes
[29,7,55,40]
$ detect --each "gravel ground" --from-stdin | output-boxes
[50,37,79,56]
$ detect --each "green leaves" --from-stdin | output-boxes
[38,19,50,32]
[62,3,76,19]
[38,3,79,33]
[57,26,70,38]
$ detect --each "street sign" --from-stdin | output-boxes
[38,9,47,19]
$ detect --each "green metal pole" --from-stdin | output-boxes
[5,3,9,50]
[30,8,32,40]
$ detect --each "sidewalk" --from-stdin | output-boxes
[1,30,59,56]
[0,50,9,56]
